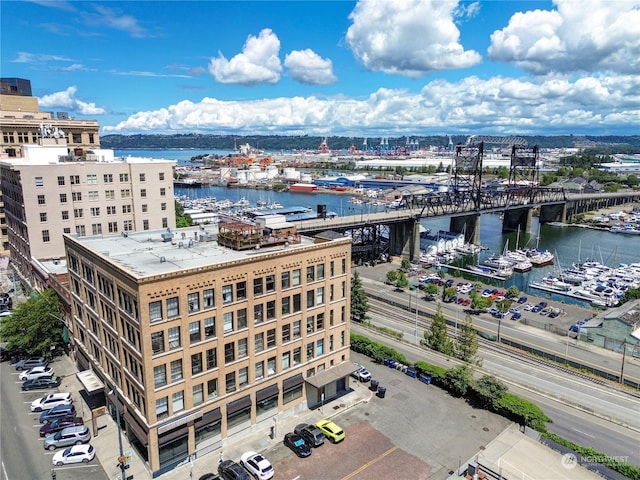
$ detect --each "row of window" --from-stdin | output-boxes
[36,172,165,187]
[36,188,168,206]
[3,132,93,144]
[40,202,167,222]
[41,217,168,241]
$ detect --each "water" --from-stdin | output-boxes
[115,149,234,166]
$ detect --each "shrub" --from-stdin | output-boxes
[414,361,447,386]
[494,393,550,432]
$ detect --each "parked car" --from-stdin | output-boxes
[15,357,48,371]
[198,475,218,480]
[294,423,325,448]
[531,305,542,313]
[218,459,250,480]
[517,296,528,304]
[548,311,560,319]
[523,304,534,311]
[44,425,91,450]
[31,392,73,412]
[350,365,371,382]
[283,432,311,458]
[511,312,522,321]
[22,376,62,391]
[569,325,580,333]
[51,444,95,466]
[315,419,345,443]
[39,417,84,437]
[39,404,76,423]
[19,366,55,381]
[240,451,274,480]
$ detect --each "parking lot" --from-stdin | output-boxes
[245,351,511,480]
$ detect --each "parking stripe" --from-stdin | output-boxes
[341,446,398,480]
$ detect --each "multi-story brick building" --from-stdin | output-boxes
[0,138,176,286]
[64,223,353,475]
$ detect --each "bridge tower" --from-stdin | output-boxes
[509,145,539,201]
[453,141,484,210]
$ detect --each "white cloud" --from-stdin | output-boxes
[83,5,150,38]
[284,49,337,85]
[38,86,106,116]
[12,52,72,63]
[208,29,282,85]
[345,0,482,77]
[101,73,639,136]
[488,0,640,75]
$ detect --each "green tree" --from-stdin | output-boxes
[455,314,480,365]
[385,270,399,285]
[496,299,511,315]
[350,271,369,322]
[395,271,409,289]
[443,364,473,397]
[442,286,457,302]
[175,200,193,227]
[473,375,508,409]
[424,304,453,355]
[0,289,65,357]
[471,295,493,310]
[626,174,638,187]
[400,258,412,272]
[424,283,439,300]
[506,286,519,299]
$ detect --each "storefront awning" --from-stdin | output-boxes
[124,412,149,446]
[76,370,105,394]
[306,361,360,389]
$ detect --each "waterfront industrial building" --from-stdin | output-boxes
[63,223,354,475]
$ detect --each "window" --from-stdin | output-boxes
[35,176,43,187]
[105,190,115,200]
[203,289,214,308]
[342,258,346,274]
[162,217,168,228]
[265,275,275,293]
[281,297,290,316]
[316,287,324,305]
[88,191,99,201]
[108,222,118,233]
[42,230,50,242]
[141,188,147,198]
[59,193,67,203]
[92,224,102,235]
[160,187,166,196]
[204,317,216,338]
[224,342,235,363]
[37,194,45,205]
[293,321,301,339]
[191,352,203,375]
[104,174,113,183]
[254,332,264,353]
[255,361,264,380]
[267,357,276,376]
[189,321,201,343]
[168,326,181,349]
[307,266,315,282]
[151,332,164,355]
[167,297,179,317]
[142,204,148,214]
[293,294,301,313]
[225,372,236,393]
[124,220,133,231]
[154,365,167,388]
[172,391,184,413]
[316,313,324,330]
[266,301,276,320]
[170,359,183,382]
[307,342,314,360]
[254,304,263,324]
[282,351,290,370]
[63,228,71,234]
[281,271,290,289]
[238,367,248,388]
[188,292,200,312]
[159,172,165,180]
[72,133,82,143]
[223,312,234,333]
[316,339,324,356]
[76,225,86,236]
[74,208,84,218]
[143,220,149,230]
[121,189,131,198]
[222,285,233,304]
[72,192,82,201]
[238,338,248,358]
[40,212,47,222]
[61,211,69,220]
[57,176,65,186]
[267,328,276,348]
[90,207,100,216]
[292,269,301,286]
[122,205,132,214]
[329,335,334,351]
[253,278,263,296]
[293,347,301,365]
[207,379,218,399]
[156,397,168,420]
[317,263,325,279]
[139,173,146,182]
[236,281,246,300]
[87,174,97,185]
[206,348,217,370]
[306,316,314,334]
[70,175,80,185]
[330,284,334,301]
[307,291,314,309]
[193,384,204,406]
[161,202,167,211]
[119,173,129,182]
[282,324,290,343]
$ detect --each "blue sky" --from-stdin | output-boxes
[2,0,639,137]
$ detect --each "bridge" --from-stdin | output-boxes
[297,189,640,264]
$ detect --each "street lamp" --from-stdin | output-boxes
[110,384,127,480]
[414,288,419,344]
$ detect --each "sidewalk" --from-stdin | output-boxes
[53,352,371,480]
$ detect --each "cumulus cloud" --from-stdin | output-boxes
[38,86,106,116]
[345,0,482,77]
[102,73,639,136]
[284,49,337,85]
[488,0,640,75]
[208,29,282,85]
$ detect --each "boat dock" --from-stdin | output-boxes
[441,264,508,282]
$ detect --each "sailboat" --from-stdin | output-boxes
[524,224,554,267]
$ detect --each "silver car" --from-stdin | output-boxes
[44,425,91,450]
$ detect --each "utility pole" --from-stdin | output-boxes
[112,384,127,480]
[620,343,627,385]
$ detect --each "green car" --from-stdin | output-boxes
[315,419,345,443]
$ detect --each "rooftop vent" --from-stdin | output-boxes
[52,257,61,265]
[160,256,166,263]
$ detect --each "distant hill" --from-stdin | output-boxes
[100,134,640,152]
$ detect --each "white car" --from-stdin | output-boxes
[240,451,274,480]
[351,364,372,382]
[19,366,55,381]
[52,444,95,466]
[31,392,72,412]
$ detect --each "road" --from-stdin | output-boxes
[0,360,107,480]
[351,324,640,467]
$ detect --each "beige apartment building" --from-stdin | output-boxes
[64,223,353,475]
[0,139,176,285]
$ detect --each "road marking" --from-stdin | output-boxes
[2,460,9,480]
[341,446,398,480]
[572,428,595,438]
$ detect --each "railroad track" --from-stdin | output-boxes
[366,297,640,395]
